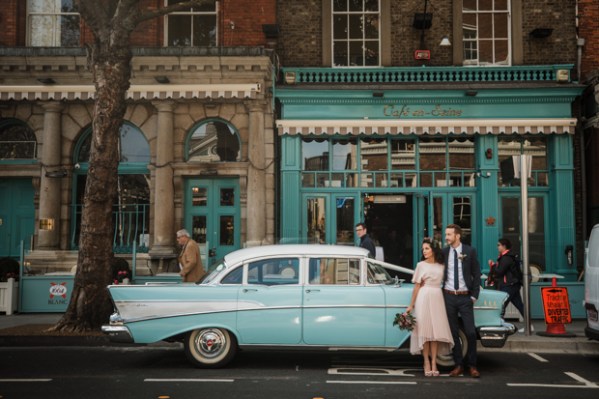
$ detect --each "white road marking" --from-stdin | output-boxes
[527,353,549,362]
[144,378,234,383]
[565,372,599,387]
[508,372,599,389]
[329,367,416,377]
[327,380,417,385]
[0,379,52,382]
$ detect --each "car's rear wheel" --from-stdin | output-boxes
[436,328,467,368]
[184,328,237,368]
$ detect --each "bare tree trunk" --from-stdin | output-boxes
[51,0,210,333]
[54,44,132,332]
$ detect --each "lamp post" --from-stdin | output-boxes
[518,155,532,336]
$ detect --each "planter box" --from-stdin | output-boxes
[0,278,19,315]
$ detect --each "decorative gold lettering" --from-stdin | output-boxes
[383,104,463,118]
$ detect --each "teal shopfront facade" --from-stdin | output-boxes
[276,65,585,318]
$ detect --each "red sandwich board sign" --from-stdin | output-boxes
[541,286,572,325]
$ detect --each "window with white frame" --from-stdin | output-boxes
[165,0,217,47]
[27,0,80,47]
[332,0,380,67]
[462,0,511,66]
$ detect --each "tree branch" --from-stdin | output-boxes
[77,0,116,32]
[135,0,215,24]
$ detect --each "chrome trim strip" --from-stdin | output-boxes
[113,302,412,324]
[479,323,516,336]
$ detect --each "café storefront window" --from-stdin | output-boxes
[498,137,548,187]
[300,136,476,189]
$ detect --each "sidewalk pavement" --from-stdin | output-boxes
[1,313,599,354]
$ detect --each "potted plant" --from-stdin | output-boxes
[111,258,131,285]
[0,257,20,314]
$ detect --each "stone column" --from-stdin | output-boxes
[37,102,63,250]
[150,101,176,255]
[246,101,266,247]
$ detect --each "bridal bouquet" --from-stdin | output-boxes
[393,311,416,332]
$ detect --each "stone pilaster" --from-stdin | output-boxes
[150,101,176,255]
[246,101,267,247]
[37,102,63,250]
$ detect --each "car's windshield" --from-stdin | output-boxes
[201,261,227,284]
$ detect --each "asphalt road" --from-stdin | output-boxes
[1,345,599,399]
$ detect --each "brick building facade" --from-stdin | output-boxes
[578,0,599,240]
[274,0,585,319]
[276,0,578,68]
[0,0,278,311]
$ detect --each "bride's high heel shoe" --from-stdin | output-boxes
[424,362,432,377]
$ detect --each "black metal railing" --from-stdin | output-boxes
[71,203,149,253]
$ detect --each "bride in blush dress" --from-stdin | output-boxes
[406,238,454,377]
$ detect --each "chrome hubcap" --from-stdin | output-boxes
[196,329,226,358]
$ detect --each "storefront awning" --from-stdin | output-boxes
[276,118,576,136]
[0,83,261,101]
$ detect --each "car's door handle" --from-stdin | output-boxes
[242,288,258,293]
[305,289,320,293]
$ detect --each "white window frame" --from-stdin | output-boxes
[331,0,381,67]
[164,0,219,47]
[27,0,80,47]
[462,0,512,66]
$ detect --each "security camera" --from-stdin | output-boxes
[74,163,80,170]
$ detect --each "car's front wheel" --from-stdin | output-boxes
[184,328,237,368]
[436,328,467,368]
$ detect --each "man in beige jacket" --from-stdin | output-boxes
[176,229,206,282]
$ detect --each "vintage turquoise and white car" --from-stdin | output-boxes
[102,244,515,368]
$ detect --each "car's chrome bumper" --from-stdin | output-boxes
[585,326,599,341]
[101,324,134,343]
[478,322,516,348]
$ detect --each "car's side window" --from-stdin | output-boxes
[366,261,392,284]
[247,258,300,286]
[221,266,243,284]
[309,257,360,285]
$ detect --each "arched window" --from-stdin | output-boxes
[72,122,150,252]
[0,119,37,162]
[76,122,150,165]
[186,119,241,162]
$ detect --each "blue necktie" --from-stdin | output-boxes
[454,249,459,290]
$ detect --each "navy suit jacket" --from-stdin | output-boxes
[443,244,482,300]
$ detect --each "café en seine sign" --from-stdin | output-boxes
[383,104,463,118]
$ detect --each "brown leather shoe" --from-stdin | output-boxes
[469,367,481,378]
[449,366,463,377]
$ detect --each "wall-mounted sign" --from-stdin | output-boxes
[414,50,430,60]
[39,218,55,230]
[373,195,407,204]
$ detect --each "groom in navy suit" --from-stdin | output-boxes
[442,224,482,378]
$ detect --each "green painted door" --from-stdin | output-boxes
[0,179,34,257]
[185,178,240,268]
[414,192,476,254]
[499,194,548,273]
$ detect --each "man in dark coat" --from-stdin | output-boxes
[491,238,525,322]
[442,224,481,378]
[355,222,376,258]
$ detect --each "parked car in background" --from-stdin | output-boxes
[585,224,599,341]
[102,245,515,368]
